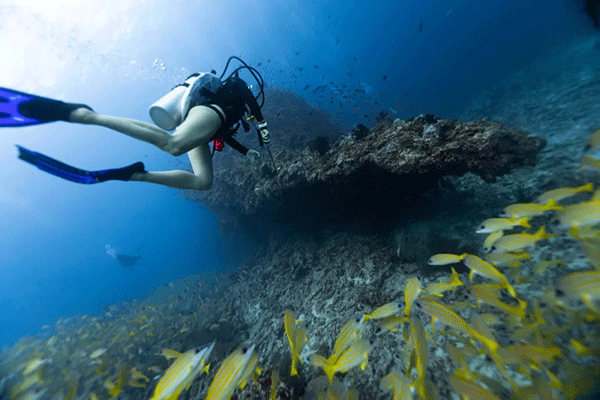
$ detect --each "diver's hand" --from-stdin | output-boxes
[246,149,260,163]
[258,121,270,145]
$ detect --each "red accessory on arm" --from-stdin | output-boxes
[213,137,225,151]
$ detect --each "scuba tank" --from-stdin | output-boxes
[149,72,222,130]
[149,74,200,130]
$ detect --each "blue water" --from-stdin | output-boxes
[0,0,594,347]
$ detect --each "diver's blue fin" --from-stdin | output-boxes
[0,87,92,127]
[16,145,145,184]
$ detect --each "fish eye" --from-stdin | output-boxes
[479,225,485,230]
[194,347,201,354]
[555,289,564,297]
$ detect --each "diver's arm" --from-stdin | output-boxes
[224,136,249,156]
[239,83,270,145]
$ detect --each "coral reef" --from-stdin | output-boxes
[185,115,545,234]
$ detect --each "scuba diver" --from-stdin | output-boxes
[105,244,142,268]
[0,57,269,190]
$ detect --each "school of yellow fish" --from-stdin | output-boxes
[1,129,600,399]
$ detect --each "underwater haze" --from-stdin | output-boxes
[0,0,592,349]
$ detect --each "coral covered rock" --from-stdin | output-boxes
[185,114,545,234]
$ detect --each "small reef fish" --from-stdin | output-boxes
[501,199,563,219]
[327,316,365,364]
[536,183,593,204]
[484,251,530,268]
[364,301,402,322]
[310,338,371,385]
[462,254,517,298]
[425,267,463,296]
[409,317,429,399]
[235,351,261,390]
[150,342,214,400]
[559,270,600,312]
[284,310,308,376]
[22,358,51,375]
[476,217,531,234]
[105,365,128,397]
[553,200,600,229]
[89,349,106,359]
[428,253,466,265]
[416,298,499,356]
[161,348,183,361]
[269,370,279,400]
[448,373,500,400]
[579,238,600,269]
[569,226,600,239]
[585,127,600,150]
[205,344,257,400]
[376,315,407,332]
[403,277,422,316]
[489,226,555,253]
[129,367,150,388]
[532,259,563,275]
[380,371,412,400]
[580,155,600,170]
[483,231,503,253]
[470,284,528,319]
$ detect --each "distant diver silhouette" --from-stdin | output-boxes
[105,244,141,268]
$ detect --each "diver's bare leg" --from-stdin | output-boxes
[69,105,223,157]
[127,143,214,190]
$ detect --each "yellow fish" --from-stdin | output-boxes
[490,226,555,253]
[284,310,308,376]
[532,259,563,274]
[326,316,365,364]
[476,217,530,233]
[310,339,371,385]
[470,284,527,319]
[380,371,412,400]
[376,315,408,332]
[559,270,600,312]
[364,301,402,321]
[269,370,279,400]
[580,154,600,171]
[416,298,499,355]
[150,342,214,400]
[425,267,463,296]
[536,183,593,204]
[554,200,600,229]
[205,344,257,400]
[448,373,500,400]
[585,127,600,150]
[502,198,563,219]
[403,277,422,316]
[579,238,600,270]
[409,317,428,399]
[160,348,183,361]
[483,231,503,253]
[427,253,467,265]
[462,254,517,298]
[484,251,530,267]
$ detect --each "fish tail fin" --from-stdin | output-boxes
[290,357,299,376]
[518,217,531,229]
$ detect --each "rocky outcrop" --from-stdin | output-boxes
[185,114,545,234]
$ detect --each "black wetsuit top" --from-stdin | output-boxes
[209,77,265,155]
